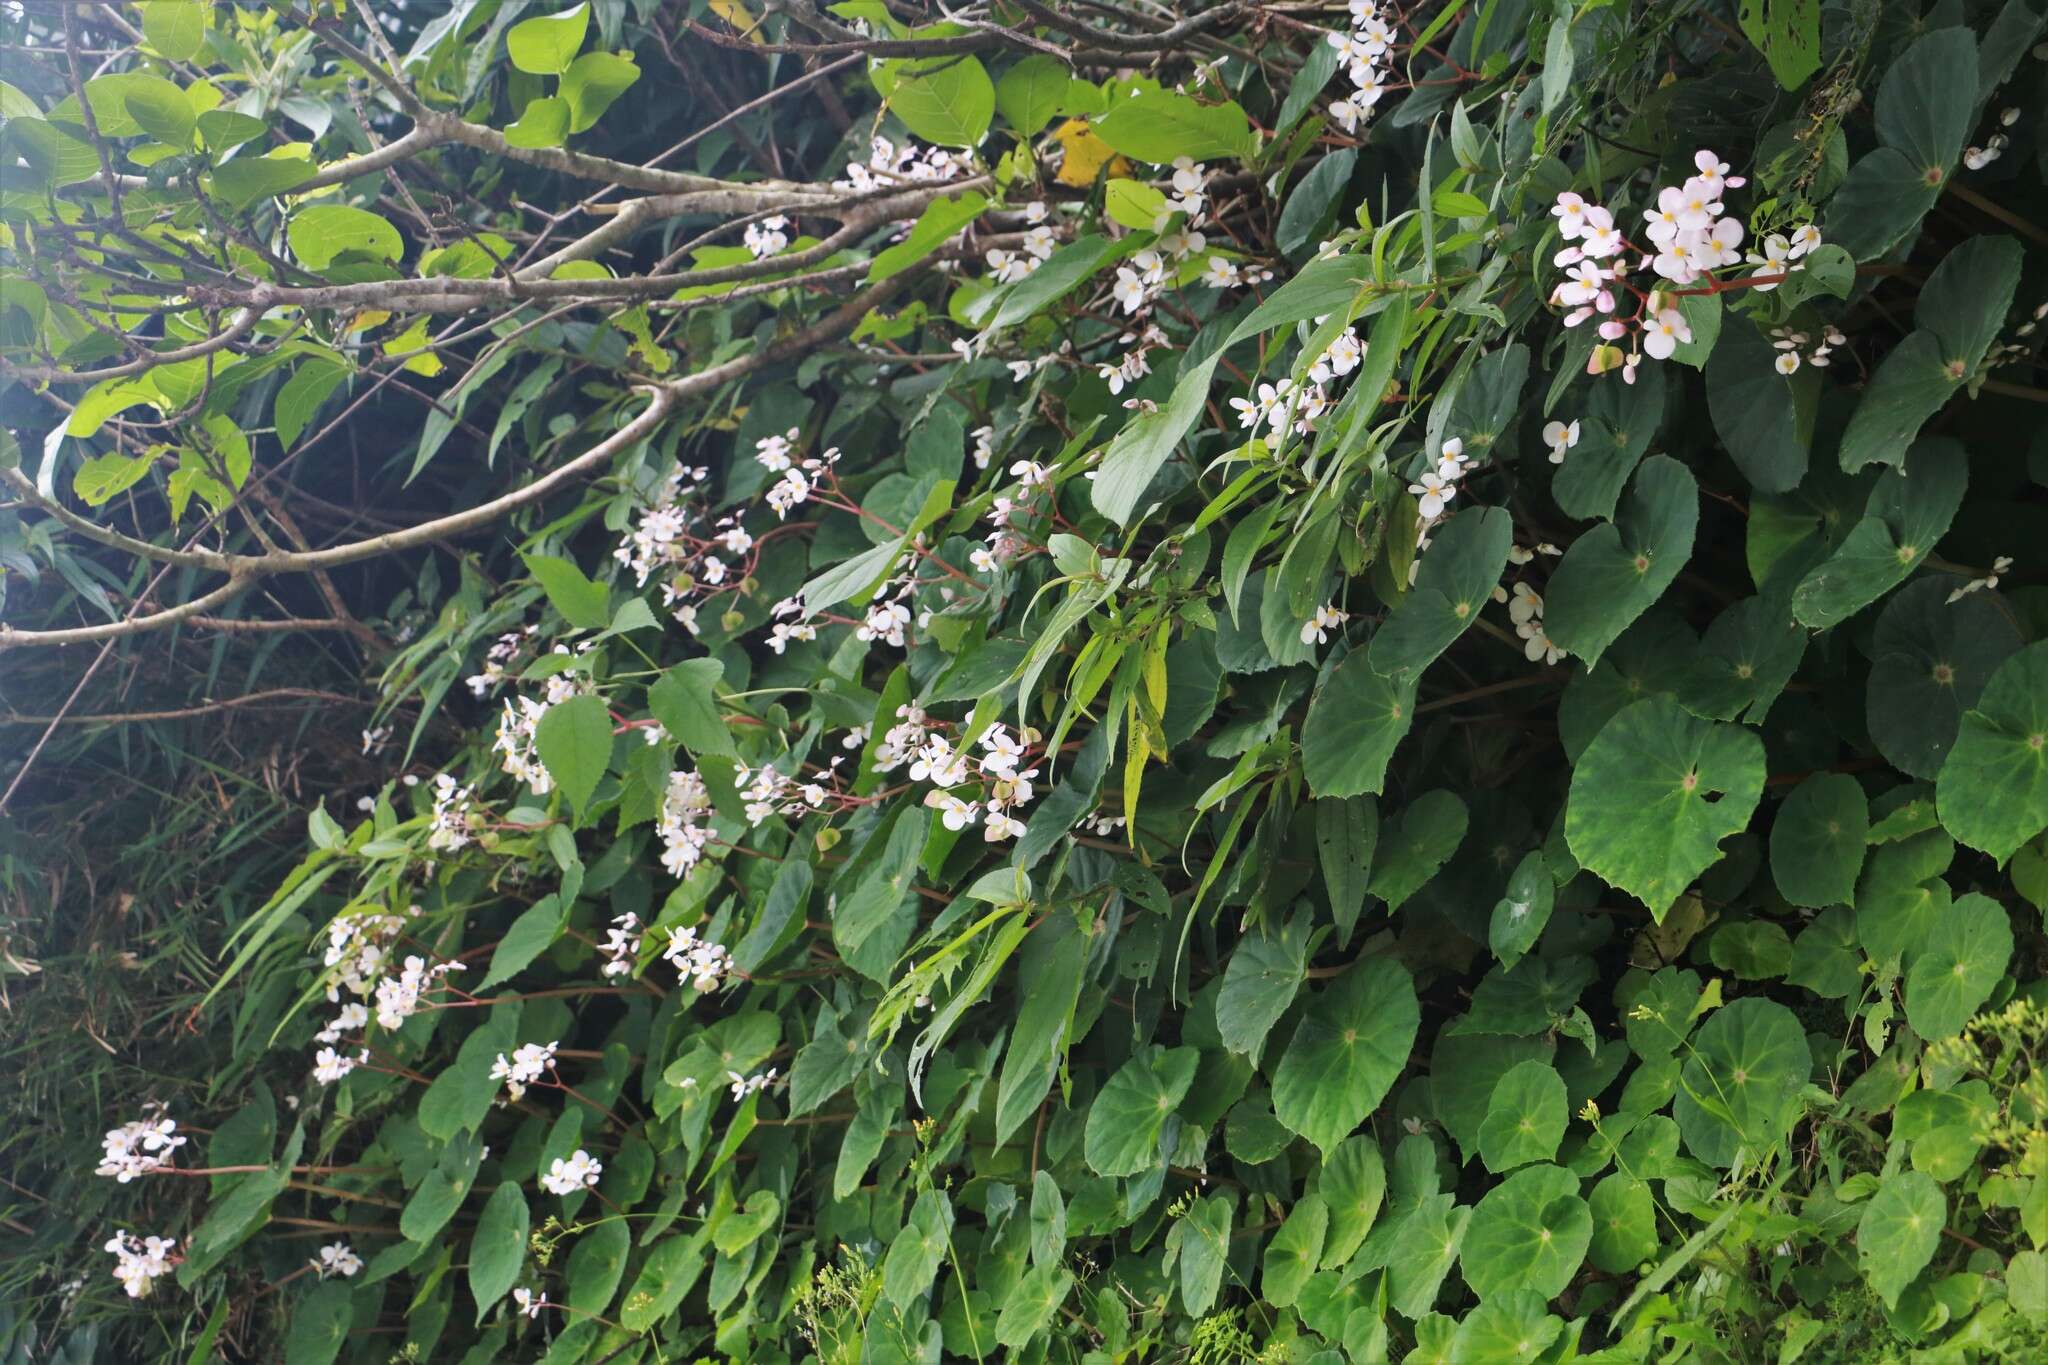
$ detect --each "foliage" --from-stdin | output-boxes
[4,1,2048,1362]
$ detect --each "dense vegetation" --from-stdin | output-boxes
[4,0,2048,1360]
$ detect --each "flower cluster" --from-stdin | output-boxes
[495,694,558,794]
[834,135,971,194]
[600,911,643,977]
[986,203,1058,283]
[1325,1,1398,133]
[612,461,716,590]
[1300,602,1349,646]
[657,768,713,877]
[1965,108,2020,170]
[873,712,1039,842]
[1948,556,2013,603]
[1767,324,1846,374]
[1548,152,1826,381]
[311,1242,363,1278]
[465,625,538,699]
[310,907,465,1084]
[490,1040,559,1102]
[662,924,736,992]
[1229,322,1364,443]
[540,1148,603,1196]
[96,1113,186,1183]
[742,214,790,258]
[105,1232,177,1299]
[728,1067,778,1101]
[1505,582,1563,665]
[374,952,465,1032]
[426,772,477,854]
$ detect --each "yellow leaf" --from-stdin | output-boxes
[1052,118,1130,188]
[708,0,765,42]
[344,308,389,336]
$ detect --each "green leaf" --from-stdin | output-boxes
[879,1189,952,1309]
[995,916,1088,1142]
[1874,27,1977,182]
[1168,1194,1232,1316]
[1215,909,1308,1061]
[1272,958,1418,1156]
[1450,1289,1563,1361]
[1489,851,1554,972]
[1315,796,1377,941]
[1868,576,2023,779]
[210,152,313,209]
[1769,773,1868,908]
[565,1219,630,1318]
[274,357,349,449]
[1277,149,1357,256]
[617,1230,710,1331]
[1262,1195,1328,1308]
[1552,360,1665,522]
[648,659,735,759]
[1795,440,1967,625]
[1587,1173,1659,1273]
[1936,641,2048,862]
[468,1183,529,1319]
[288,204,403,270]
[1368,789,1468,911]
[141,1,207,62]
[1300,651,1417,798]
[1366,506,1511,678]
[504,96,570,149]
[1705,321,1815,494]
[1093,90,1254,163]
[995,54,1077,135]
[1317,1136,1387,1267]
[1103,178,1169,231]
[1674,998,1808,1168]
[869,191,988,282]
[284,1281,352,1365]
[1029,1170,1066,1267]
[478,894,567,991]
[1544,456,1698,667]
[121,76,195,147]
[1915,235,2023,372]
[1084,1045,1199,1176]
[72,451,157,506]
[1857,1171,1945,1308]
[1904,893,2012,1037]
[533,694,612,815]
[507,2,588,74]
[560,52,639,133]
[1566,698,1765,920]
[523,552,609,630]
[1459,1164,1590,1299]
[400,1132,485,1241]
[417,1009,521,1140]
[995,1262,1073,1348]
[878,55,995,148]
[1737,0,1821,89]
[1478,1060,1568,1173]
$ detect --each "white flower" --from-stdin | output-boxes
[754,428,799,472]
[857,600,912,648]
[97,1115,187,1182]
[1299,603,1348,646]
[1774,352,1800,375]
[1641,308,1692,360]
[662,925,735,992]
[540,1149,603,1196]
[312,1046,363,1086]
[925,790,979,831]
[984,810,1027,841]
[1947,556,2014,603]
[743,215,790,258]
[1542,419,1580,465]
[1409,470,1454,521]
[1786,223,1822,258]
[513,1287,545,1319]
[105,1232,177,1299]
[1010,459,1052,492]
[1507,582,1543,627]
[312,1242,363,1278]
[490,1040,560,1102]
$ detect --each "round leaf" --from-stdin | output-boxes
[1459,1164,1590,1300]
[1857,1171,1945,1308]
[1769,772,1868,907]
[1477,1060,1568,1173]
[1936,641,2048,862]
[1674,998,1809,1168]
[1566,698,1765,919]
[1083,1045,1199,1177]
[1272,957,1419,1156]
[1903,892,2012,1038]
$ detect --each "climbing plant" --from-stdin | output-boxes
[5,0,2048,1361]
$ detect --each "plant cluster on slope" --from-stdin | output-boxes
[3,0,2048,1362]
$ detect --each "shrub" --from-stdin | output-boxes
[4,1,2048,1360]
